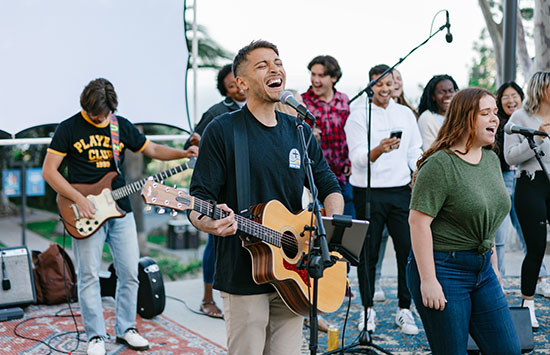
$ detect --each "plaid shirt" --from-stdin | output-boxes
[302,87,351,183]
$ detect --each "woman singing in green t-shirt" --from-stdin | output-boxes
[407,88,521,355]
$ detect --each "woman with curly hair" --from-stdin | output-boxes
[417,74,458,151]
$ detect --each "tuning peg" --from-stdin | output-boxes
[173,184,178,189]
[157,207,166,215]
[159,180,164,186]
[144,205,152,212]
[170,210,178,217]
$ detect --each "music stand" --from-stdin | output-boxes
[322,215,369,267]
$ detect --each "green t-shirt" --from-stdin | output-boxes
[410,148,510,253]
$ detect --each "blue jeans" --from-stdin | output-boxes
[202,234,215,284]
[73,212,140,339]
[340,181,356,218]
[407,250,520,355]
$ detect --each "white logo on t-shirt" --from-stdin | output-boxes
[289,148,301,169]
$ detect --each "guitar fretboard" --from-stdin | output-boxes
[111,161,191,201]
[193,198,283,247]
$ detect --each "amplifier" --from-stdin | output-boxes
[0,246,36,308]
[467,306,534,353]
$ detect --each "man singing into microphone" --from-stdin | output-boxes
[188,40,344,354]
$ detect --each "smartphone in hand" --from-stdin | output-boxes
[390,130,402,139]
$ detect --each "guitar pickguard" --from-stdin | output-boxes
[73,188,123,236]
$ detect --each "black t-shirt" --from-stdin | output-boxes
[48,111,148,212]
[190,105,341,295]
[184,97,241,149]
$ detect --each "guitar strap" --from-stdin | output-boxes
[109,113,122,175]
[232,110,251,217]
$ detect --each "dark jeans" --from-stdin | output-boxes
[353,185,412,309]
[407,250,521,355]
[202,234,215,284]
[340,181,356,218]
[515,171,550,296]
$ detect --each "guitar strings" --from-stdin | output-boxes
[193,199,300,254]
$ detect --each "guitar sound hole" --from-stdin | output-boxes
[281,232,298,259]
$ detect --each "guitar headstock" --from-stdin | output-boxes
[141,180,194,212]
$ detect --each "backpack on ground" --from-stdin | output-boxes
[32,243,77,305]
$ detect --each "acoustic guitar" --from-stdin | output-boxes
[57,158,196,239]
[140,180,347,316]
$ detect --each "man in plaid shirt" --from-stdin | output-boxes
[302,55,355,216]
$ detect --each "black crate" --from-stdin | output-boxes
[167,220,200,249]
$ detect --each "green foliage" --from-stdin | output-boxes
[149,249,202,281]
[147,234,166,246]
[468,29,497,93]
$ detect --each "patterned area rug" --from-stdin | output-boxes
[304,276,550,354]
[0,297,226,354]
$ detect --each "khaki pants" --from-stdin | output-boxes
[220,291,304,355]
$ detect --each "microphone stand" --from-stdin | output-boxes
[295,111,336,355]
[525,135,550,183]
[336,14,450,355]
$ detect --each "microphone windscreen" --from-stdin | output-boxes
[279,91,293,104]
[504,121,515,135]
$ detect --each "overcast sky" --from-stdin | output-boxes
[189,0,487,122]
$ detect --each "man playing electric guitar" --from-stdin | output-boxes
[188,40,344,355]
[42,78,197,355]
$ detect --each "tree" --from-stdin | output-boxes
[477,0,550,86]
[469,29,498,92]
[185,22,234,69]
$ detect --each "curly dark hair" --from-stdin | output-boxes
[80,78,118,116]
[307,55,342,85]
[417,75,459,115]
[216,64,233,97]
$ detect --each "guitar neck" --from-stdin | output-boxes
[192,198,282,247]
[111,163,189,201]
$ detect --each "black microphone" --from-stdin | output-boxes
[445,11,453,43]
[504,121,549,137]
[279,91,316,122]
[1,251,10,291]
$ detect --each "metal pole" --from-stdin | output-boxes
[20,162,26,246]
[192,0,198,126]
[503,0,518,83]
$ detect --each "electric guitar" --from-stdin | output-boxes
[57,158,196,239]
[140,180,347,316]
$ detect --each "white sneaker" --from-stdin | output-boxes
[395,308,419,335]
[373,288,386,302]
[536,278,550,298]
[116,328,150,351]
[522,299,539,331]
[357,308,376,333]
[87,336,105,355]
